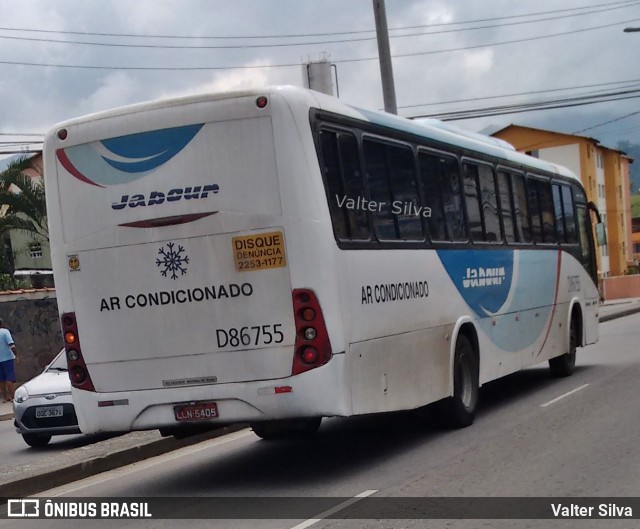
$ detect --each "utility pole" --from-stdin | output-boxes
[372,0,397,114]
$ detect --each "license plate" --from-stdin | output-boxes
[174,402,219,422]
[35,406,63,418]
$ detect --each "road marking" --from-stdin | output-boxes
[289,489,378,529]
[540,383,590,408]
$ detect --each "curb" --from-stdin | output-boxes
[0,424,248,499]
[599,305,640,323]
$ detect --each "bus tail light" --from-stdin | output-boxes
[61,312,96,392]
[291,289,332,375]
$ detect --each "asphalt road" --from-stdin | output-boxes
[1,312,639,528]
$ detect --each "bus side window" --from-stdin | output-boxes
[419,151,466,242]
[387,145,423,241]
[497,170,516,243]
[527,178,543,243]
[478,164,502,243]
[538,179,557,244]
[576,203,597,282]
[462,163,483,241]
[553,183,578,245]
[419,151,447,241]
[363,139,422,241]
[562,186,578,243]
[364,139,396,240]
[463,162,502,243]
[512,173,531,242]
[552,184,566,242]
[319,129,370,241]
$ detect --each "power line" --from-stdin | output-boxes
[0,2,636,49]
[572,109,640,134]
[388,0,640,32]
[338,17,640,63]
[398,78,640,110]
[595,123,640,137]
[409,89,640,121]
[0,17,636,71]
[0,0,634,40]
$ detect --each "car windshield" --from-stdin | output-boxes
[46,350,68,372]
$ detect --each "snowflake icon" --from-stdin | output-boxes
[156,242,189,280]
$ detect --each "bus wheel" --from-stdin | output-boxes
[549,318,577,377]
[250,417,322,440]
[438,334,479,428]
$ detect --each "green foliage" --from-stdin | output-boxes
[632,195,640,218]
[617,141,640,196]
[0,156,48,240]
[0,273,29,291]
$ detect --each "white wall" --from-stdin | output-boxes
[539,144,581,178]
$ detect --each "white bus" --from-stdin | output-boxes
[44,86,602,439]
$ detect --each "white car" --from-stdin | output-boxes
[13,349,81,447]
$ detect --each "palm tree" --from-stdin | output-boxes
[0,156,47,240]
[0,156,48,285]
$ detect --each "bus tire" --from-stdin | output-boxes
[22,433,52,447]
[250,417,322,440]
[438,334,479,428]
[549,317,578,377]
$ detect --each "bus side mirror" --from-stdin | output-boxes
[595,222,607,247]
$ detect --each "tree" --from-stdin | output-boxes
[617,141,640,195]
[0,156,47,286]
[0,156,47,240]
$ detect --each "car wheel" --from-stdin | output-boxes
[22,433,52,448]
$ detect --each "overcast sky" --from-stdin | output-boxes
[1,0,639,159]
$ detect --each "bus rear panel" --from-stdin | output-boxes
[45,89,346,433]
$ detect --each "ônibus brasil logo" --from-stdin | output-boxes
[156,242,189,280]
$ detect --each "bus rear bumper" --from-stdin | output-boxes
[74,354,348,434]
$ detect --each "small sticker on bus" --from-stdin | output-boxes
[232,231,286,272]
[68,255,80,271]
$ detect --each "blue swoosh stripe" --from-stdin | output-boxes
[100,124,204,174]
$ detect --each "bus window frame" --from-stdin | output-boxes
[461,157,504,246]
[507,169,534,246]
[527,173,559,247]
[361,133,427,244]
[496,165,526,245]
[417,146,468,246]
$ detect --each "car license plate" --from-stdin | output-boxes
[174,402,219,422]
[35,406,63,418]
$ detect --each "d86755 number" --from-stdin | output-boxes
[216,324,285,348]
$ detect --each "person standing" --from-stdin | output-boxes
[0,318,17,402]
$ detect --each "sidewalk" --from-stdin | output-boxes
[598,296,640,322]
[1,297,639,498]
